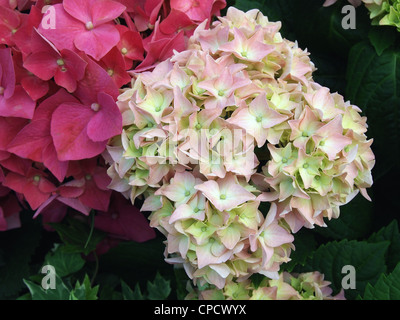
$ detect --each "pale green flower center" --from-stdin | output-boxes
[85,21,94,30]
[303,163,309,169]
[33,175,40,182]
[121,47,128,55]
[256,116,263,123]
[184,190,191,197]
[56,59,65,66]
[220,194,226,200]
[91,103,100,112]
[282,157,288,163]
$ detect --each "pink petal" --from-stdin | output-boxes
[51,102,107,161]
[54,68,78,93]
[159,9,194,35]
[34,88,80,120]
[263,223,294,247]
[38,4,84,52]
[23,51,58,80]
[0,85,36,119]
[0,47,16,99]
[74,56,119,105]
[20,75,49,101]
[63,0,93,23]
[91,0,126,26]
[79,180,111,211]
[95,194,155,242]
[42,143,68,182]
[74,24,120,61]
[87,92,122,142]
[57,196,91,215]
[7,119,50,161]
[0,116,28,150]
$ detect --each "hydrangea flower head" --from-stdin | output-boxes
[106,7,374,289]
[186,271,346,300]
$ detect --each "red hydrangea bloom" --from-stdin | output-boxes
[99,47,131,88]
[0,187,21,231]
[115,25,144,69]
[3,167,56,210]
[59,158,112,212]
[94,192,156,242]
[38,0,126,60]
[7,89,75,181]
[170,0,226,24]
[136,20,186,71]
[0,0,227,237]
[0,5,22,46]
[0,47,36,119]
[23,29,87,93]
[123,0,165,32]
[13,50,50,101]
[51,91,122,161]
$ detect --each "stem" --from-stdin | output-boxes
[91,252,99,287]
[84,211,95,249]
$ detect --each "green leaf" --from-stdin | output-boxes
[235,0,371,57]
[44,244,86,277]
[121,281,144,300]
[17,293,32,300]
[0,218,42,299]
[368,220,400,273]
[147,272,171,300]
[368,27,396,56]
[96,273,122,300]
[24,274,99,300]
[70,275,99,300]
[49,218,106,256]
[98,239,171,287]
[314,193,374,240]
[282,229,317,272]
[234,0,263,13]
[249,273,265,290]
[362,263,400,300]
[174,268,190,300]
[346,41,400,178]
[297,239,390,300]
[23,276,71,300]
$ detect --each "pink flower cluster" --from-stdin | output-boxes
[186,271,345,300]
[0,0,225,242]
[106,7,374,289]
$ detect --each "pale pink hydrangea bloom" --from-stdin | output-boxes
[186,271,346,300]
[105,7,374,289]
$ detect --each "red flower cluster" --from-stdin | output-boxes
[0,0,225,245]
